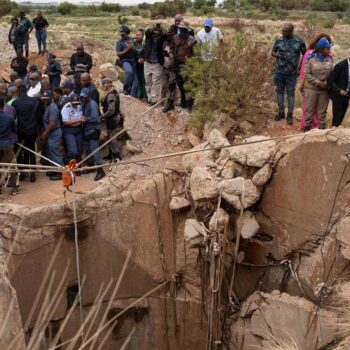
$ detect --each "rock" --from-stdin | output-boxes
[239,120,254,133]
[184,219,205,247]
[238,211,260,239]
[170,196,191,211]
[219,178,260,210]
[99,62,118,81]
[335,217,350,260]
[125,140,142,154]
[187,131,201,147]
[207,129,230,149]
[222,168,234,179]
[182,143,215,172]
[231,292,338,350]
[222,160,243,177]
[203,113,236,139]
[229,136,276,168]
[252,164,273,186]
[209,208,230,233]
[190,167,219,201]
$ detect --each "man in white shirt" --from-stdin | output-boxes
[196,18,223,62]
[27,72,42,98]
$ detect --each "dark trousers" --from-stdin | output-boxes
[274,73,297,115]
[168,65,186,102]
[331,97,349,127]
[19,133,37,166]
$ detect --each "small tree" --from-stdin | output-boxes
[57,2,77,15]
[150,0,186,18]
[100,2,121,12]
[184,34,274,128]
[0,0,17,17]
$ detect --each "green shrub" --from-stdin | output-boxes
[57,2,77,15]
[321,17,336,28]
[0,0,18,17]
[131,7,140,16]
[184,34,274,128]
[118,15,128,24]
[150,0,186,19]
[100,2,121,12]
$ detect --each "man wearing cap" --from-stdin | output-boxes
[304,38,333,131]
[169,14,183,36]
[45,53,62,90]
[70,44,93,73]
[27,72,42,98]
[41,91,63,180]
[13,84,40,182]
[140,24,166,105]
[61,94,84,163]
[60,80,75,108]
[328,55,350,127]
[196,18,223,62]
[163,23,196,113]
[11,48,28,80]
[116,25,136,95]
[80,73,99,106]
[80,88,106,181]
[101,78,122,161]
[272,23,306,125]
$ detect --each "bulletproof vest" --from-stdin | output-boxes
[102,89,120,116]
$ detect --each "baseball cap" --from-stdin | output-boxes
[204,18,214,28]
[29,64,38,72]
[71,94,80,104]
[80,88,90,98]
[41,90,52,99]
[102,78,113,85]
[120,25,130,34]
[316,38,333,49]
[62,80,74,89]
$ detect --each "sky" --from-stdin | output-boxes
[14,0,162,3]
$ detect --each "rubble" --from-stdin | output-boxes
[190,167,219,201]
[182,143,216,172]
[184,219,206,247]
[99,62,119,81]
[335,216,350,260]
[239,211,260,239]
[232,291,338,350]
[252,164,272,186]
[209,208,230,233]
[169,196,191,210]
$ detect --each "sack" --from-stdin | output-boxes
[84,129,101,141]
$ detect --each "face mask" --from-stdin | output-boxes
[29,79,37,87]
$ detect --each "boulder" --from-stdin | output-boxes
[182,143,216,172]
[170,196,191,211]
[184,219,205,247]
[219,178,260,210]
[99,62,118,81]
[252,164,273,186]
[203,113,236,139]
[238,211,260,239]
[190,167,219,201]
[187,131,201,147]
[207,129,230,149]
[229,136,276,168]
[209,208,230,233]
[222,168,234,179]
[231,292,338,350]
[238,120,254,134]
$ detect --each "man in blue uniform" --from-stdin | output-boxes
[41,91,63,180]
[80,88,105,181]
[272,23,306,125]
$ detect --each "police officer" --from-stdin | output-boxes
[61,94,84,163]
[80,88,105,181]
[101,78,122,162]
[41,91,63,180]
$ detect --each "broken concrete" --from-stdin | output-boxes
[239,211,260,239]
[190,167,219,201]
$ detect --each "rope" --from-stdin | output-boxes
[77,98,165,167]
[78,128,339,173]
[70,172,85,339]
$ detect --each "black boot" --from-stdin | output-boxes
[180,96,187,108]
[162,99,175,113]
[50,172,62,181]
[30,173,36,183]
[94,168,106,181]
[287,113,294,125]
[274,110,285,121]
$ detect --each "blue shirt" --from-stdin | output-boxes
[43,102,60,130]
[45,61,62,89]
[116,39,135,61]
[0,112,17,148]
[273,35,306,75]
[82,99,100,135]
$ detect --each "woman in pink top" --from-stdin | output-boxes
[299,34,333,130]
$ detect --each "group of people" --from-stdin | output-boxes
[9,10,49,57]
[115,14,223,113]
[272,23,350,131]
[0,43,124,195]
